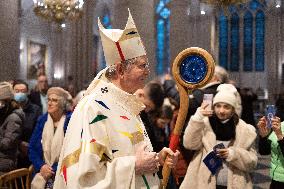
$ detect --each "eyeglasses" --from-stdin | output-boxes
[47,98,59,103]
[137,62,149,70]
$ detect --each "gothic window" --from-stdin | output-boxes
[218,0,265,72]
[243,11,253,71]
[102,12,112,29]
[230,12,239,71]
[219,13,228,70]
[156,0,170,75]
[255,10,265,71]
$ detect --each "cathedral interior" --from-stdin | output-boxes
[2,1,284,188]
[1,0,284,104]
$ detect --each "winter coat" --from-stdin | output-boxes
[0,108,25,173]
[259,122,284,183]
[180,116,257,189]
[28,112,72,173]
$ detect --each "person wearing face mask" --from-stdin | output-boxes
[13,80,42,169]
[0,81,25,175]
[180,84,257,189]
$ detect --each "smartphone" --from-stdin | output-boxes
[213,143,225,154]
[266,105,276,128]
[203,94,213,111]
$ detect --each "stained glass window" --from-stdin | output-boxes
[249,0,265,10]
[255,10,265,71]
[156,0,171,75]
[243,11,253,71]
[218,0,265,72]
[230,12,239,71]
[219,13,228,70]
[102,13,112,29]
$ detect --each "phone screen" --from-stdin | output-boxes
[203,94,213,111]
[266,105,276,128]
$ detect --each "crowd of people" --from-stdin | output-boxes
[0,64,282,189]
[1,10,284,189]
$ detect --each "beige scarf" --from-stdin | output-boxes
[31,114,66,189]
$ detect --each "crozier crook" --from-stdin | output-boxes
[161,47,215,188]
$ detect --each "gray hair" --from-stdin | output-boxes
[58,97,72,112]
[105,57,140,80]
[214,65,229,83]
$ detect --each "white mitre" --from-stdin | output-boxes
[98,9,147,66]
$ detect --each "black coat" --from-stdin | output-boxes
[29,91,42,110]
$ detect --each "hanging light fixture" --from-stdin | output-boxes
[33,0,84,25]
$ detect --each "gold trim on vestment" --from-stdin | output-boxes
[130,131,144,145]
[60,140,108,172]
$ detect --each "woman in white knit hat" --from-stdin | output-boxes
[29,87,72,189]
[180,84,257,189]
[0,81,24,175]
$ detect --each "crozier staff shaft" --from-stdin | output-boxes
[161,47,215,188]
[161,82,189,188]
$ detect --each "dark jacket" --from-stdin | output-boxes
[163,80,220,117]
[17,101,42,168]
[29,91,43,110]
[0,108,25,173]
[140,110,158,151]
[29,112,72,173]
[21,100,42,142]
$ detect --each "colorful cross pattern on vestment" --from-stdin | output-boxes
[95,100,110,110]
[120,115,130,120]
[101,87,108,93]
[60,139,111,184]
[89,114,108,124]
[116,130,144,145]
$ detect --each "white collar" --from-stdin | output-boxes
[106,82,145,116]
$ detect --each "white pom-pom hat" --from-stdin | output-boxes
[213,84,238,109]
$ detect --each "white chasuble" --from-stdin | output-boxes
[54,79,160,189]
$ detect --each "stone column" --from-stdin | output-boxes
[0,1,20,80]
[265,8,281,102]
[59,0,97,92]
[187,1,214,54]
[169,0,189,63]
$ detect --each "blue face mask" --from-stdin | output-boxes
[14,92,28,103]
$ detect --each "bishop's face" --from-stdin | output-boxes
[122,55,150,94]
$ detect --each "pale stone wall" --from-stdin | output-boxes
[0,1,20,81]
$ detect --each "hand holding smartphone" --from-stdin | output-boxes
[213,143,225,154]
[266,105,276,128]
[203,94,213,111]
